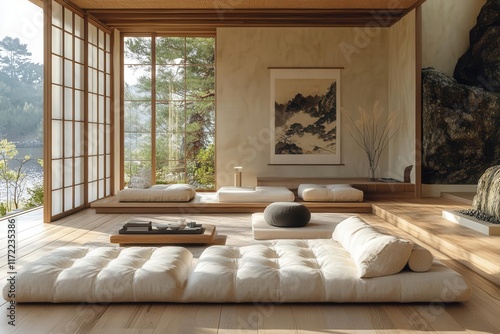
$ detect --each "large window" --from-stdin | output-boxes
[123,36,215,190]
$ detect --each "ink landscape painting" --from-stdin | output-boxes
[270,68,341,164]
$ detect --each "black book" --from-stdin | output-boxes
[123,221,152,231]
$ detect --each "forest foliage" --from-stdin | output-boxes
[0,36,43,142]
[124,37,215,189]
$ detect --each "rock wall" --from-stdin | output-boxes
[422,68,500,184]
[454,0,500,92]
[422,0,500,184]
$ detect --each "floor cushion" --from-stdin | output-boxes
[117,184,196,202]
[3,241,471,303]
[3,247,193,303]
[298,184,363,202]
[216,186,295,203]
[252,213,349,240]
[264,202,311,227]
[183,240,471,303]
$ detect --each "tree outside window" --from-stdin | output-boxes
[123,36,215,190]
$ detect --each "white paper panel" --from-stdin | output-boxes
[52,27,62,56]
[51,120,63,159]
[52,1,63,28]
[64,8,73,32]
[64,121,73,158]
[52,189,63,216]
[75,157,84,184]
[75,90,84,121]
[74,15,84,38]
[64,59,73,87]
[52,159,63,189]
[64,32,73,59]
[64,187,73,211]
[75,184,84,206]
[52,55,63,85]
[52,85,62,119]
[64,158,73,187]
[64,87,73,120]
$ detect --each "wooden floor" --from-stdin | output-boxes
[1,197,500,334]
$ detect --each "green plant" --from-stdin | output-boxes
[190,143,215,189]
[24,182,44,209]
[0,202,6,217]
[0,139,30,210]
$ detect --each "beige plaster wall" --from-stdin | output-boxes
[421,0,486,76]
[216,27,392,187]
[388,11,416,182]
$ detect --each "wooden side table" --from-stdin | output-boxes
[110,224,226,246]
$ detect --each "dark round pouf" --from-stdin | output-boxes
[264,202,311,227]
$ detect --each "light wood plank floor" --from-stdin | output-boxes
[0,199,499,334]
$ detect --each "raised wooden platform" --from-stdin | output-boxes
[372,198,500,286]
[257,177,416,199]
[91,194,373,214]
[441,191,475,205]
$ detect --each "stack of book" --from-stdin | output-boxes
[123,221,152,232]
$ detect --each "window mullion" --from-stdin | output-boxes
[151,34,157,184]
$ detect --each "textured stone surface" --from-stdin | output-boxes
[454,0,500,92]
[472,165,500,222]
[422,67,500,184]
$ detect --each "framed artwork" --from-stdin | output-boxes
[270,68,342,164]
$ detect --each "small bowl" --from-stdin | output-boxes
[167,223,181,230]
[156,223,170,231]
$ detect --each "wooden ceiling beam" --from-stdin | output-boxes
[89,8,407,32]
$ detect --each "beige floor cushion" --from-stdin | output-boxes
[117,184,196,202]
[252,212,349,240]
[298,184,363,202]
[4,247,193,303]
[216,186,295,203]
[3,240,471,303]
[184,240,471,303]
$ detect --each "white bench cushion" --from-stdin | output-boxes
[216,186,295,203]
[298,184,363,202]
[117,184,196,202]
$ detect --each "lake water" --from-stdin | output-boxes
[0,147,44,203]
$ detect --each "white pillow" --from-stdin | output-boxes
[333,216,413,278]
[128,176,151,189]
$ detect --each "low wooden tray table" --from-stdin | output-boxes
[110,224,225,246]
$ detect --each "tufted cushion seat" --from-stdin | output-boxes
[216,186,295,203]
[183,240,471,303]
[298,184,363,202]
[117,184,196,202]
[7,247,193,303]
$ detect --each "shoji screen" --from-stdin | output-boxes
[87,21,112,203]
[45,0,85,221]
[44,0,112,222]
